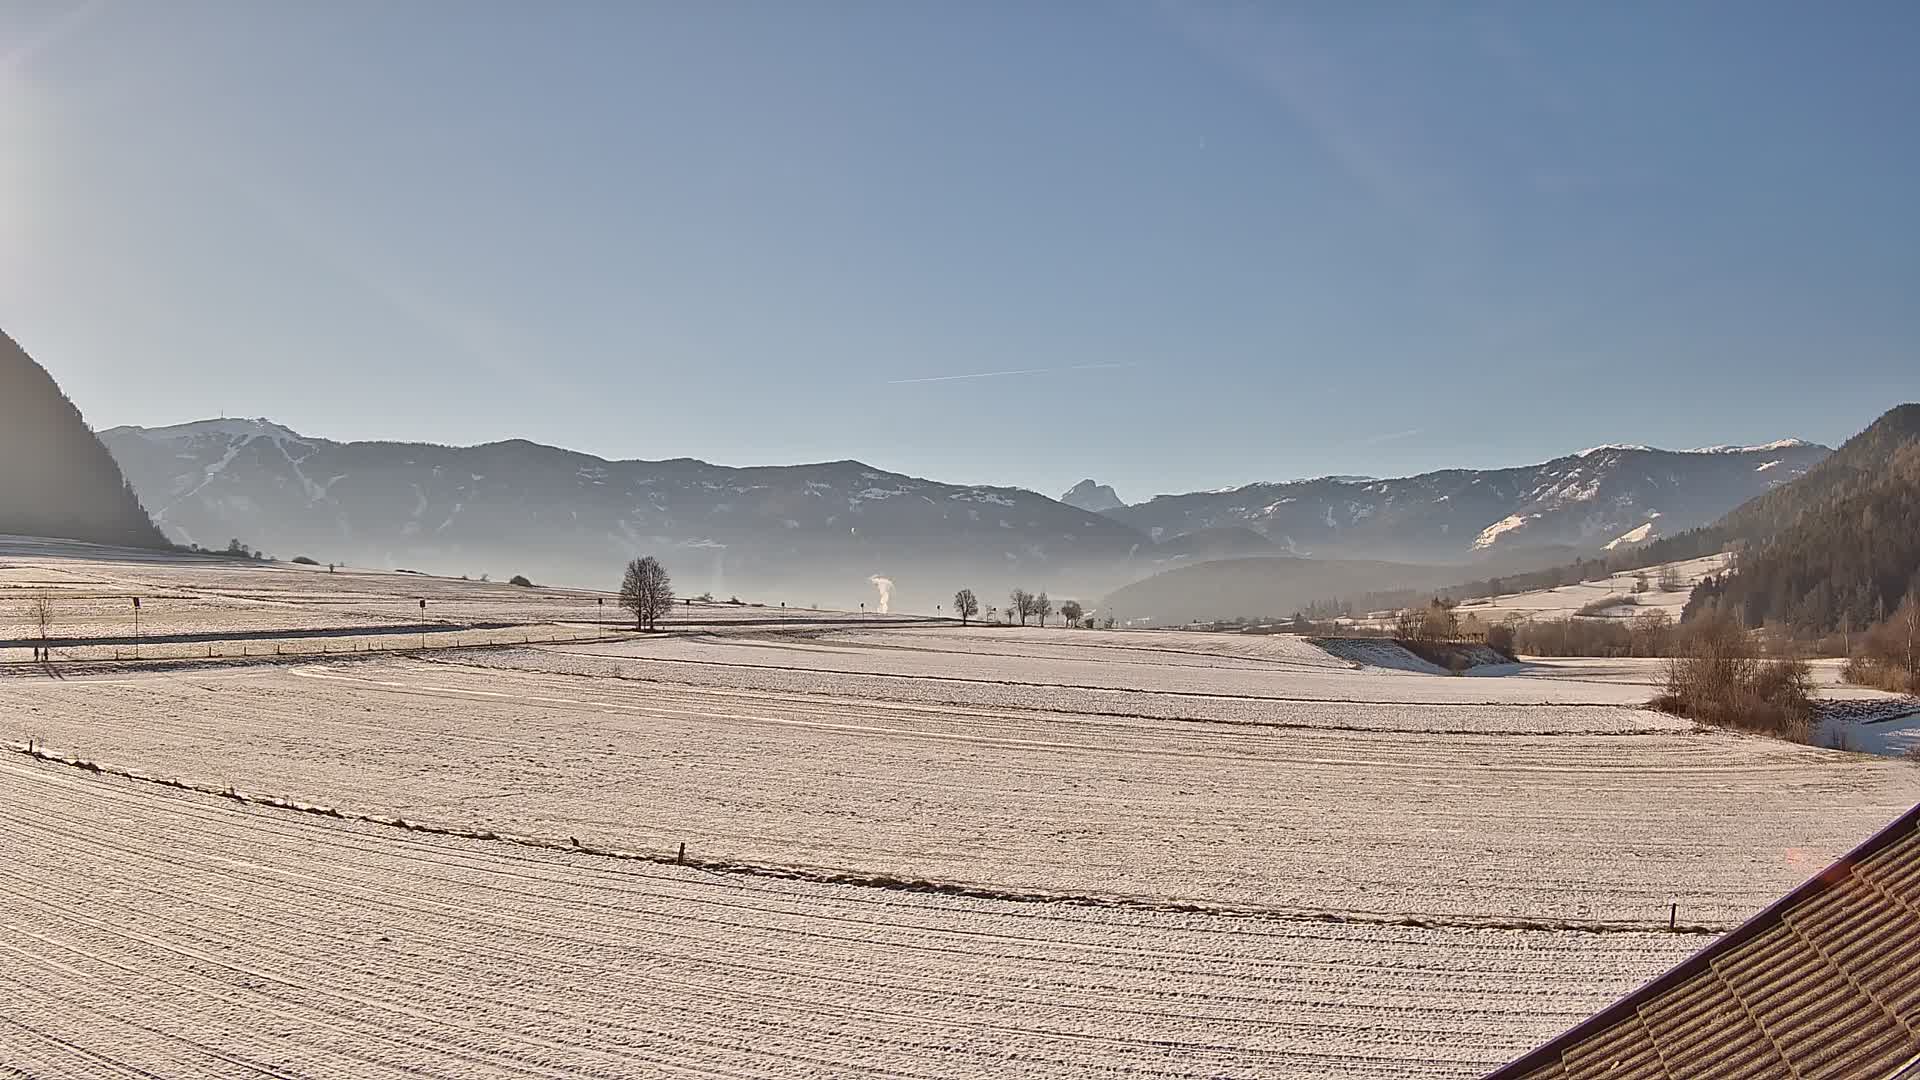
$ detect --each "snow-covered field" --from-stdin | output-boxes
[0,755,1692,1079]
[3,540,1919,1078]
[1450,553,1731,625]
[0,536,900,661]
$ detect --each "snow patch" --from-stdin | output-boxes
[1472,513,1535,550]
[1687,438,1812,454]
[952,490,1017,506]
[1604,522,1657,550]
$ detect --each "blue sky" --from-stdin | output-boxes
[3,1,1915,501]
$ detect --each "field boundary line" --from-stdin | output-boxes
[403,655,1682,739]
[0,631,637,676]
[544,639,1646,708]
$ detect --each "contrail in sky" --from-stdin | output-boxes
[1352,427,1426,446]
[887,362,1136,386]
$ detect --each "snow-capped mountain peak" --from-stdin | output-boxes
[1685,438,1815,454]
[1104,438,1831,561]
[1573,438,1813,458]
[128,417,310,445]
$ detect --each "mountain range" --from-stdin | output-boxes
[100,416,1830,610]
[3,322,1901,631]
[1094,441,1829,565]
[98,419,1141,610]
[1101,404,1920,628]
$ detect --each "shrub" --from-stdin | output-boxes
[509,575,534,587]
[1844,594,1920,694]
[1843,657,1919,695]
[1652,614,1815,741]
[291,555,320,566]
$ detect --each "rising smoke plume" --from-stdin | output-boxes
[868,576,894,614]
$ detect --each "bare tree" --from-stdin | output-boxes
[952,589,980,626]
[619,556,674,631]
[1657,563,1684,593]
[1059,600,1084,627]
[29,595,53,662]
[1394,607,1426,640]
[1630,609,1675,658]
[1034,592,1053,628]
[1008,588,1032,626]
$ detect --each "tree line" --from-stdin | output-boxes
[949,587,1090,628]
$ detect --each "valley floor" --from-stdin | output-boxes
[3,540,1919,1077]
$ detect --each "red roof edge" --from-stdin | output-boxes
[1482,800,1920,1079]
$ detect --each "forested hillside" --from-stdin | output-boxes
[1683,405,1920,633]
[0,330,168,549]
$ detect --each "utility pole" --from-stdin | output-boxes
[132,596,141,658]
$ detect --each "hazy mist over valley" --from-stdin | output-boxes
[4,4,1919,1078]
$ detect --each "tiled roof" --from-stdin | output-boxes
[1486,803,1920,1080]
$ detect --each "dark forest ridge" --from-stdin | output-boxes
[0,331,167,550]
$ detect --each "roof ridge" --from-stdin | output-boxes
[1483,801,1920,1078]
